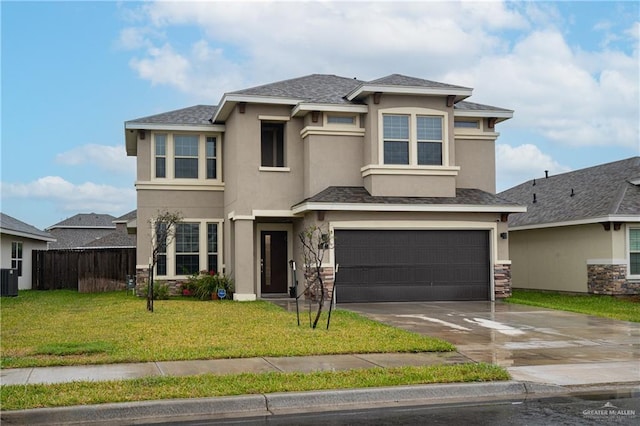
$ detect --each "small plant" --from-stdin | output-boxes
[139,281,170,300]
[187,271,235,300]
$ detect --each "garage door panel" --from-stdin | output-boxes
[335,230,489,302]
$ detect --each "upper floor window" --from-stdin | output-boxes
[261,122,285,167]
[383,115,409,164]
[11,242,23,276]
[155,134,166,178]
[454,119,480,129]
[630,228,640,276]
[381,109,446,167]
[174,135,199,178]
[417,116,442,165]
[327,115,356,125]
[206,137,217,179]
[151,133,221,182]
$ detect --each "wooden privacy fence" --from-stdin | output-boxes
[32,248,136,292]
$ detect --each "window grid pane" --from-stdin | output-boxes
[174,135,199,156]
[206,137,217,179]
[176,223,199,253]
[417,116,442,141]
[418,142,442,165]
[175,158,198,178]
[631,253,640,275]
[383,115,409,139]
[630,229,640,251]
[384,141,409,165]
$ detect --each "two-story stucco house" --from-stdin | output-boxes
[125,74,524,303]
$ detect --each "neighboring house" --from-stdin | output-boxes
[125,73,525,302]
[46,213,116,249]
[0,213,55,290]
[84,210,137,249]
[499,157,640,295]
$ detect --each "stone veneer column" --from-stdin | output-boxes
[587,263,639,295]
[494,263,512,298]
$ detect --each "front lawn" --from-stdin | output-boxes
[505,289,640,322]
[1,290,454,368]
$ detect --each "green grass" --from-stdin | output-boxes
[0,363,509,411]
[1,290,454,368]
[505,290,640,322]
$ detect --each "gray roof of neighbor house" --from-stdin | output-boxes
[0,213,55,242]
[83,230,136,249]
[498,157,640,229]
[113,210,137,223]
[47,213,116,230]
[292,186,524,213]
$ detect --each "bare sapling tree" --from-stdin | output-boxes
[147,210,183,312]
[298,225,332,329]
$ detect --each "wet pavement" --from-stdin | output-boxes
[341,301,640,385]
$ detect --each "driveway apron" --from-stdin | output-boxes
[342,301,640,368]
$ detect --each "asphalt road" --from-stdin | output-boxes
[144,393,639,426]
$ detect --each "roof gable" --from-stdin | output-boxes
[499,157,640,228]
[47,213,116,230]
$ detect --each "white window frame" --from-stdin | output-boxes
[150,132,223,183]
[378,107,449,167]
[154,218,224,279]
[11,241,23,277]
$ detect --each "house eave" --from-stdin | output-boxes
[454,109,513,123]
[291,203,526,215]
[291,103,369,117]
[212,94,304,123]
[346,84,473,102]
[508,215,640,231]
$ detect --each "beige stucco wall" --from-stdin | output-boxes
[303,133,363,198]
[223,103,305,215]
[136,189,224,266]
[0,234,48,290]
[509,223,615,293]
[364,174,456,197]
[455,138,496,193]
[137,135,151,181]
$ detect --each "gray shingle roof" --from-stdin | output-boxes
[294,186,521,208]
[368,74,470,90]
[498,157,640,228]
[47,228,115,249]
[47,213,116,229]
[127,105,217,125]
[0,213,54,241]
[229,74,364,104]
[83,230,136,248]
[114,210,136,223]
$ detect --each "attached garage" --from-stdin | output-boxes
[335,229,490,302]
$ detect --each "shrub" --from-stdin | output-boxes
[187,271,234,300]
[139,281,170,300]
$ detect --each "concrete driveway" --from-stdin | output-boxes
[343,301,640,385]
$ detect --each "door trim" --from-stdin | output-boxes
[255,223,293,298]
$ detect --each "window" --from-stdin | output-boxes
[383,115,409,164]
[11,242,22,276]
[454,119,479,129]
[417,116,443,165]
[174,135,199,178]
[155,134,166,178]
[327,115,355,125]
[155,222,167,276]
[206,137,217,179]
[175,223,199,275]
[630,229,640,275]
[261,122,285,167]
[207,223,218,273]
[382,111,445,166]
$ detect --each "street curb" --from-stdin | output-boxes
[0,381,553,425]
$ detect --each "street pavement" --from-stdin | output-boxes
[2,301,639,425]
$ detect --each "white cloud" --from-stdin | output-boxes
[496,144,572,191]
[1,176,135,214]
[55,144,135,175]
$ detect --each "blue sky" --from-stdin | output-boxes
[2,0,638,230]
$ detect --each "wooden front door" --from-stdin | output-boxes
[260,231,288,294]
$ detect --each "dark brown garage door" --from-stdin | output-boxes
[335,230,489,302]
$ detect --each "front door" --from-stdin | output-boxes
[260,231,288,294]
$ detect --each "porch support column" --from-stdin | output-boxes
[233,219,256,301]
